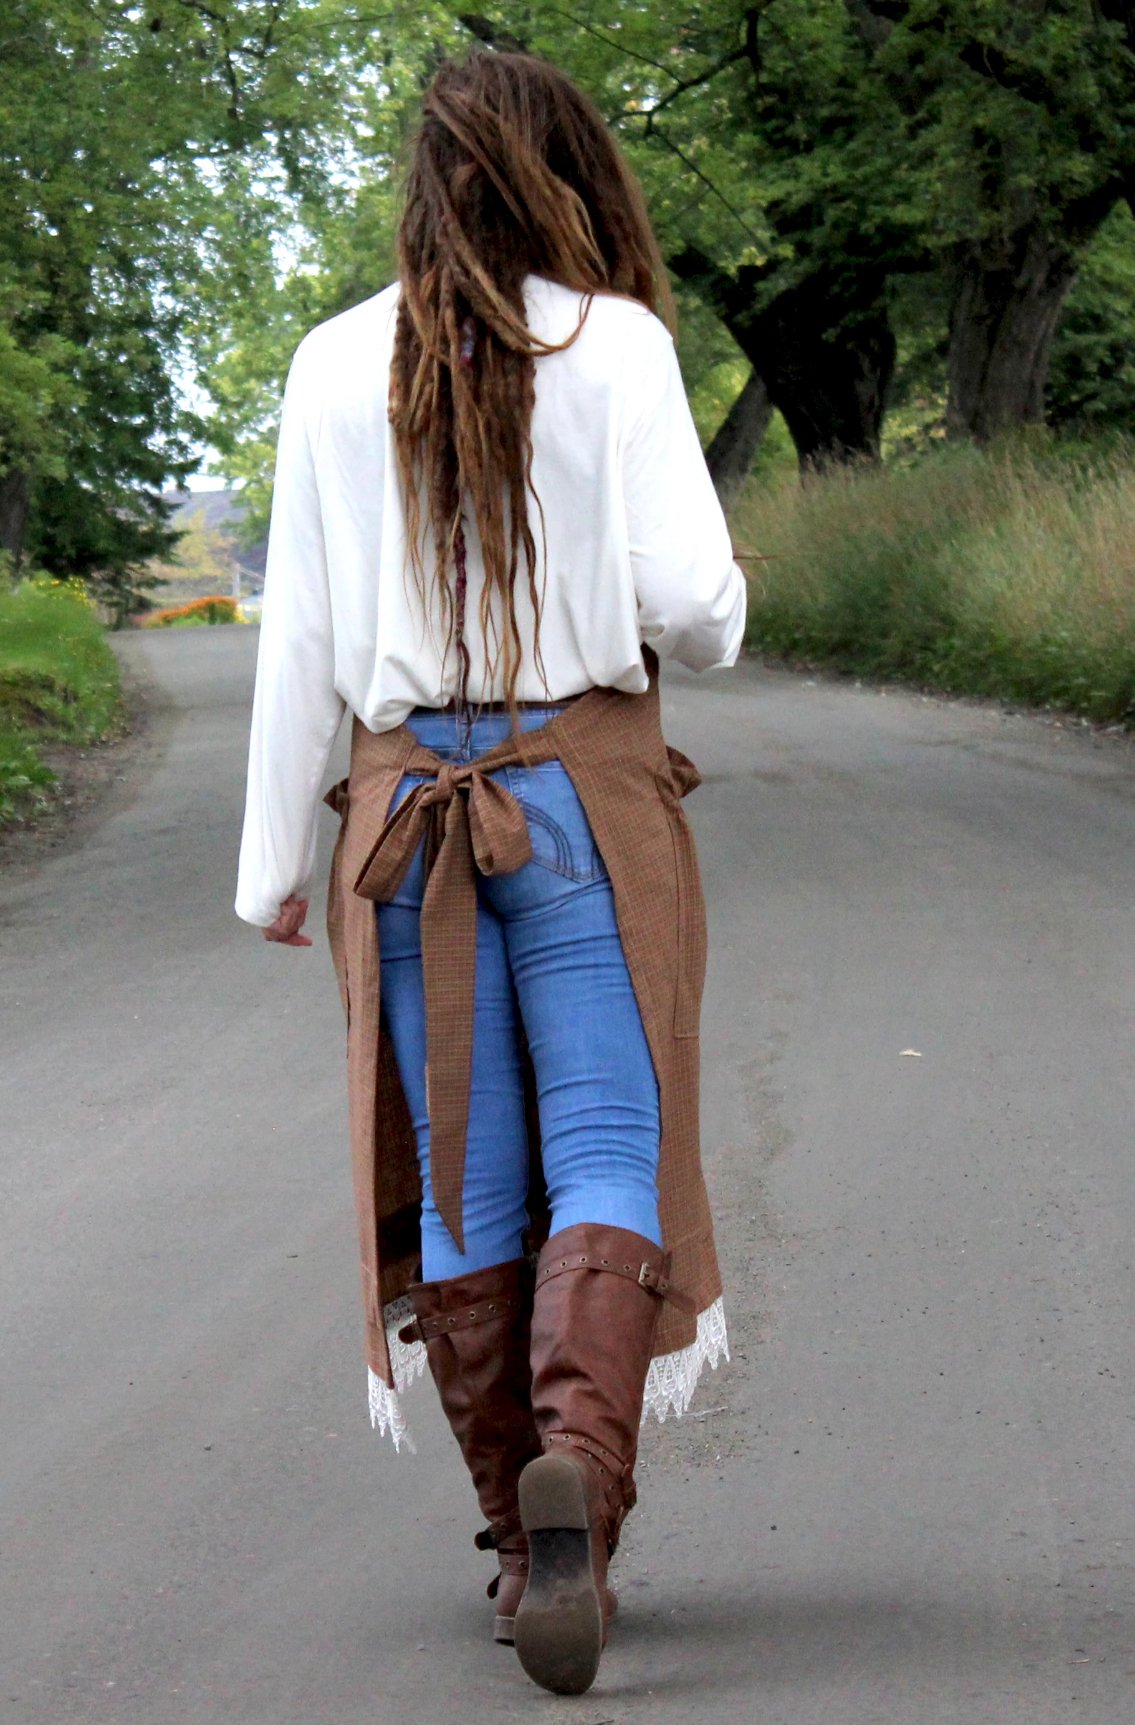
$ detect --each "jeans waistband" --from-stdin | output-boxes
[405,702,568,764]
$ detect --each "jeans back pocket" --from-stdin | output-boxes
[503,763,608,883]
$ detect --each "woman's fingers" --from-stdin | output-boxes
[263,895,313,946]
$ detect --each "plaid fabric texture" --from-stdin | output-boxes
[323,647,723,1388]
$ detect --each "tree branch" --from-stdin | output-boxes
[647,129,767,250]
[1094,0,1135,54]
[176,0,242,115]
[644,43,749,117]
[958,38,1055,107]
[843,0,898,53]
[667,244,742,319]
[744,5,762,76]
[1062,172,1130,244]
[538,7,677,77]
[957,32,1130,161]
[456,13,527,53]
[610,43,749,128]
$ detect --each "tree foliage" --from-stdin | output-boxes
[1048,202,1135,436]
[2,0,1134,567]
[516,1,1135,450]
[0,0,435,591]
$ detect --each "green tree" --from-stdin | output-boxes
[185,4,1135,499]
[1047,201,1135,436]
[196,6,470,539]
[0,0,404,594]
[512,1,1135,457]
[0,1,212,573]
[840,1,1135,440]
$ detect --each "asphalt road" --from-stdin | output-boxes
[3,625,1133,1725]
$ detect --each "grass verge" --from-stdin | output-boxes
[732,441,1135,726]
[0,575,125,825]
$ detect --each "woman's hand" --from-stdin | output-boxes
[263,894,312,947]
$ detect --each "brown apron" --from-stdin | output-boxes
[323,648,722,1388]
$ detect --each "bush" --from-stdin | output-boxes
[732,440,1135,726]
[141,593,242,628]
[0,572,124,824]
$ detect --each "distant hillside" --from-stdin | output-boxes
[145,488,269,611]
[166,488,268,581]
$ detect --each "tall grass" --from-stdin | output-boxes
[0,574,124,822]
[732,441,1135,725]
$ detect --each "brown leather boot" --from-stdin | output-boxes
[513,1223,676,1696]
[397,1257,542,1643]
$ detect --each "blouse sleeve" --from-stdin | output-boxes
[234,335,346,927]
[620,319,747,672]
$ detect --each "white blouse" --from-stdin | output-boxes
[235,274,747,928]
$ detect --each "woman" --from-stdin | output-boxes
[235,48,745,1697]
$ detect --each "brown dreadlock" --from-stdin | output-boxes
[389,48,676,733]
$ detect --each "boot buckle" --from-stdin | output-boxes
[638,1259,696,1313]
[638,1262,667,1295]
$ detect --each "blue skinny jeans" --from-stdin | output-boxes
[376,704,662,1282]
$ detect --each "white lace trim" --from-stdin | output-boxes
[640,1295,729,1424]
[367,1294,728,1451]
[367,1296,428,1453]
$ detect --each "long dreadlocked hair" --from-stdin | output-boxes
[389,48,676,732]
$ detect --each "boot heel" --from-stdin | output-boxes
[519,1450,589,1530]
[514,1455,603,1695]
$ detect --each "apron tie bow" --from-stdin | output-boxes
[351,756,534,1250]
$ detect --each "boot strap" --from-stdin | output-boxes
[397,1291,524,1344]
[486,1546,529,1599]
[535,1247,695,1314]
[474,1509,524,1551]
[541,1429,637,1530]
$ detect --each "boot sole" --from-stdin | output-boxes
[514,1454,603,1696]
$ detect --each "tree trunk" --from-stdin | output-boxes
[669,249,895,471]
[743,274,895,471]
[0,468,30,573]
[705,369,773,502]
[946,232,1078,441]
